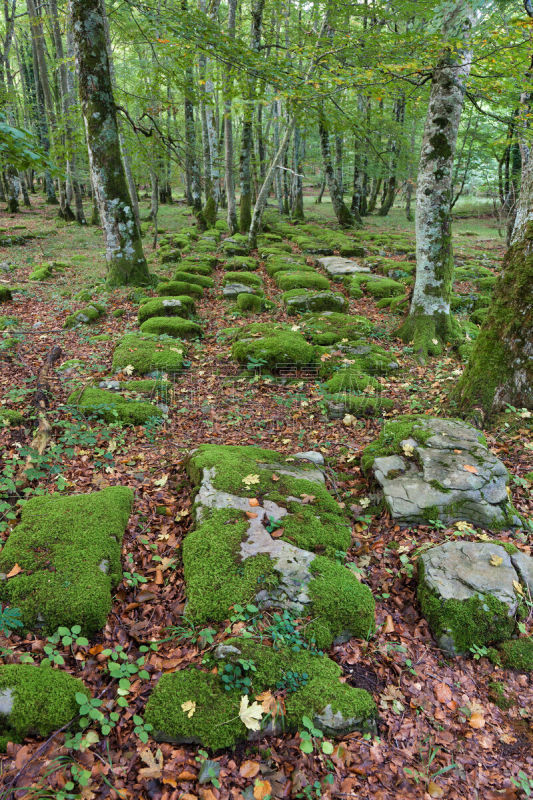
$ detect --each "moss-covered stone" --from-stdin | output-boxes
[0,286,12,302]
[317,343,399,380]
[487,681,515,709]
[0,487,133,635]
[283,289,348,315]
[157,280,204,298]
[324,368,380,394]
[223,271,262,288]
[160,248,181,264]
[138,296,195,324]
[0,664,89,750]
[140,317,202,339]
[361,415,438,474]
[145,638,376,749]
[223,256,258,271]
[231,329,316,371]
[265,256,311,276]
[178,256,216,273]
[236,293,264,313]
[0,408,24,425]
[68,387,163,424]
[297,312,374,345]
[112,333,185,375]
[326,393,394,417]
[64,302,106,328]
[490,637,533,671]
[346,273,405,299]
[172,270,214,289]
[276,271,330,292]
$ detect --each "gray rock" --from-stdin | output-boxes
[284,291,348,314]
[0,688,13,715]
[370,417,520,529]
[293,450,325,466]
[510,550,533,594]
[99,380,121,391]
[223,283,257,299]
[316,256,370,278]
[314,703,377,737]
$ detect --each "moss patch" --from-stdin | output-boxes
[0,487,133,635]
[0,408,24,425]
[138,296,195,324]
[140,317,202,339]
[283,289,348,315]
[490,637,533,671]
[112,333,185,375]
[298,312,374,345]
[231,329,316,371]
[172,271,214,289]
[64,302,105,328]
[156,280,204,298]
[223,271,262,288]
[68,387,162,424]
[276,272,330,292]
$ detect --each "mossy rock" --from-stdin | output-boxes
[223,271,262,288]
[265,255,310,276]
[317,343,399,380]
[259,244,292,257]
[157,280,203,298]
[326,393,394,418]
[470,307,489,325]
[160,248,181,264]
[346,273,405,299]
[223,256,258,271]
[68,386,163,424]
[0,487,133,635]
[0,316,17,331]
[172,271,214,289]
[112,333,185,375]
[145,638,376,749]
[29,265,53,281]
[489,637,533,671]
[0,286,12,302]
[298,312,374,345]
[283,290,348,315]
[236,293,265,313]
[219,236,249,256]
[177,257,215,275]
[276,271,330,292]
[231,329,317,371]
[140,317,202,339]
[324,368,380,394]
[0,664,89,751]
[0,408,24,426]
[64,302,106,329]
[138,296,195,324]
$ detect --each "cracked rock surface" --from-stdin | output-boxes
[316,256,370,277]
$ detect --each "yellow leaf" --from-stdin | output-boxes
[239,695,264,731]
[469,711,485,729]
[490,554,503,567]
[181,700,196,718]
[463,464,478,474]
[242,474,260,486]
[138,748,163,779]
[253,779,272,800]
[402,442,415,457]
[427,781,444,798]
[513,580,524,596]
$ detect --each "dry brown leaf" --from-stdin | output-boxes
[434,682,452,704]
[270,528,284,538]
[271,474,280,481]
[300,494,316,504]
[382,614,395,634]
[239,760,261,778]
[249,498,259,507]
[253,780,272,800]
[469,711,485,729]
[427,781,445,798]
[138,748,163,780]
[464,464,478,474]
[246,511,258,519]
[6,563,22,578]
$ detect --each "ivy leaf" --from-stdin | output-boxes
[239,695,263,731]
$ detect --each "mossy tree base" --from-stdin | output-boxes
[395,310,462,363]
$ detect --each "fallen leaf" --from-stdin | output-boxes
[242,474,260,486]
[181,700,196,718]
[245,511,258,519]
[469,711,485,729]
[300,494,315,504]
[123,364,135,376]
[434,682,452,704]
[6,563,22,578]
[270,528,284,538]
[271,474,280,481]
[427,780,444,798]
[249,498,259,507]
[402,442,415,457]
[253,779,272,800]
[239,760,260,778]
[513,580,524,596]
[239,695,264,731]
[154,474,169,488]
[490,554,503,567]
[382,615,395,634]
[343,414,356,426]
[463,464,478,474]
[138,748,163,779]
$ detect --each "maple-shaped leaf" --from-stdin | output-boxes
[123,364,135,376]
[154,474,169,488]
[242,474,260,486]
[138,748,163,779]
[239,695,263,731]
[181,700,196,718]
[300,494,315,504]
[402,442,415,457]
[489,554,503,567]
[255,690,279,715]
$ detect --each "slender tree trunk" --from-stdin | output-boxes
[397,4,474,361]
[291,125,304,220]
[335,133,343,197]
[6,166,19,212]
[70,0,149,286]
[224,0,238,233]
[318,111,355,227]
[273,100,284,214]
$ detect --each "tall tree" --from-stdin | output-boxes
[397,1,474,361]
[70,0,149,286]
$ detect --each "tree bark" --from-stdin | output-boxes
[224,0,238,233]
[396,3,473,361]
[70,0,149,286]
[318,111,355,227]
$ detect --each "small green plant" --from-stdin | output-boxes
[469,643,489,660]
[265,515,283,533]
[0,604,23,636]
[298,716,334,755]
[133,714,153,744]
[276,669,309,693]
[220,658,257,694]
[123,571,147,588]
[48,625,89,649]
[511,770,533,797]
[164,618,217,647]
[195,749,221,788]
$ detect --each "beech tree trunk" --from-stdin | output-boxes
[397,3,473,361]
[318,112,355,227]
[70,0,149,286]
[224,0,238,233]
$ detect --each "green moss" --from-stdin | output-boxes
[346,273,405,299]
[29,265,52,281]
[140,317,202,339]
[145,638,376,750]
[297,312,374,345]
[160,248,181,264]
[276,272,330,292]
[324,368,380,394]
[236,293,264,313]
[64,302,105,329]
[488,681,515,709]
[0,408,24,425]
[0,316,17,331]
[279,506,350,557]
[68,387,162,424]
[0,487,133,635]
[172,271,214,289]
[183,509,277,623]
[157,281,204,298]
[417,561,517,654]
[138,296,195,325]
[0,664,89,750]
[283,290,348,315]
[361,415,457,474]
[493,637,533,671]
[118,378,171,394]
[231,327,316,371]
[326,393,394,417]
[317,344,399,380]
[223,256,258,271]
[223,271,262,288]
[88,333,111,343]
[112,333,185,375]
[176,260,214,276]
[265,256,311,276]
[0,286,12,302]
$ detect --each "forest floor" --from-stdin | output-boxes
[0,195,531,800]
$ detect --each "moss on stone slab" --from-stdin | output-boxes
[361,415,449,474]
[177,257,215,274]
[145,638,376,750]
[223,256,258,271]
[0,286,12,302]
[183,508,277,623]
[276,272,330,292]
[231,330,316,371]
[138,296,195,324]
[223,271,262,288]
[140,317,202,339]
[280,505,350,558]
[0,664,89,750]
[324,368,380,394]
[112,333,185,375]
[298,312,374,345]
[346,273,405,299]
[283,289,348,315]
[157,280,204,298]
[172,271,214,289]
[68,387,162,424]
[490,637,533,671]
[160,248,181,264]
[236,293,264,313]
[0,487,133,635]
[317,344,399,380]
[64,302,106,328]
[0,408,24,425]
[265,257,311,276]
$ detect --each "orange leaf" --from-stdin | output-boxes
[464,464,478,474]
[428,781,444,798]
[469,711,485,729]
[154,569,164,585]
[434,682,452,704]
[271,474,280,482]
[249,498,259,507]
[382,615,395,634]
[239,760,260,778]
[245,511,258,519]
[6,563,22,578]
[270,528,284,538]
[253,780,272,800]
[89,644,104,656]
